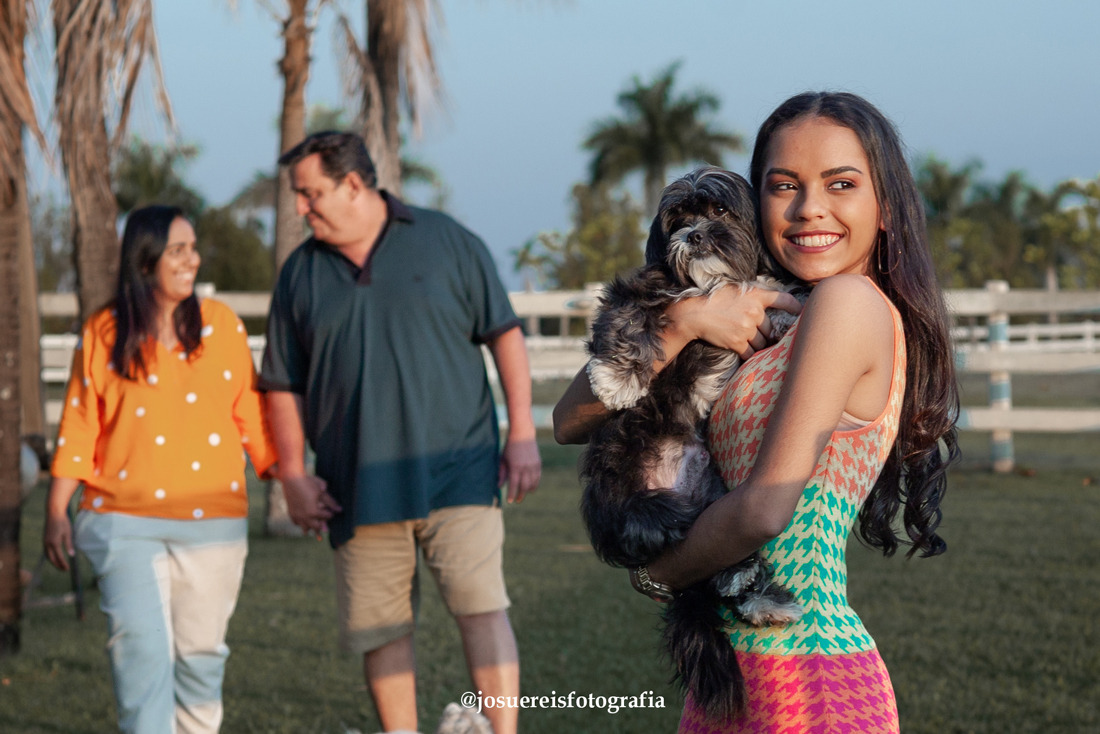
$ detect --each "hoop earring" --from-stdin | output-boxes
[877,230,901,275]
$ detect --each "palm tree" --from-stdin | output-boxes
[916,156,981,286]
[113,137,204,218]
[336,0,443,194]
[0,0,46,656]
[53,0,173,322]
[271,0,319,271]
[1020,180,1081,293]
[584,61,744,218]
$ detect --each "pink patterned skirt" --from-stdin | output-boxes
[677,648,899,734]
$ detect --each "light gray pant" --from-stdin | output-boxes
[76,511,248,734]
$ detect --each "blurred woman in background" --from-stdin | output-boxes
[45,204,277,734]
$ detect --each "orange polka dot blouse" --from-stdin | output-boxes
[51,299,278,520]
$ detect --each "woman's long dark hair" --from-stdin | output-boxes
[750,91,961,558]
[111,205,202,380]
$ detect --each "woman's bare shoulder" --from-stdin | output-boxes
[798,275,894,359]
[805,275,891,324]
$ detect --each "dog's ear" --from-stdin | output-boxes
[644,213,669,265]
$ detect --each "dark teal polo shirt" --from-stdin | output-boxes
[259,194,520,547]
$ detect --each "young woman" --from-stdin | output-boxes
[44,205,278,734]
[554,92,960,732]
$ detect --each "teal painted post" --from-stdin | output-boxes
[986,280,1014,473]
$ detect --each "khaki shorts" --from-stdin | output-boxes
[333,504,510,655]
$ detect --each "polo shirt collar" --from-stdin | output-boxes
[380,190,415,223]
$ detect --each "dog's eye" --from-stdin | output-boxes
[713,205,727,215]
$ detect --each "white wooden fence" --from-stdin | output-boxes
[37,280,1100,472]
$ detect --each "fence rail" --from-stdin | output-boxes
[36,281,1100,472]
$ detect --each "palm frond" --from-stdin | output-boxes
[0,0,46,177]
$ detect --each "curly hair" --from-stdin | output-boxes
[750,91,961,558]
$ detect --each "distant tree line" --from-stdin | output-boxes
[515,66,1100,292]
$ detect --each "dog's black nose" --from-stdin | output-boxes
[689,230,704,245]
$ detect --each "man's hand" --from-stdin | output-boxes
[499,438,541,504]
[281,473,340,538]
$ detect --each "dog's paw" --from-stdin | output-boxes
[587,358,650,410]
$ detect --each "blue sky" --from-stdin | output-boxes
[45,0,1100,290]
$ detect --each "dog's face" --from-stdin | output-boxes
[645,166,763,289]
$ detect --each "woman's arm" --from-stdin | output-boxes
[646,276,894,588]
[552,285,803,445]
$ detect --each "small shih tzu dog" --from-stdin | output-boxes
[580,166,805,720]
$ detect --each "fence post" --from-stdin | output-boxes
[986,280,1014,473]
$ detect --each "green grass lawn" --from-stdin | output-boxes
[4,427,1098,733]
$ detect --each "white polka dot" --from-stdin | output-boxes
[208,433,221,446]
[94,468,101,477]
[57,437,66,446]
[155,435,166,445]
[185,393,197,404]
[148,374,158,385]
[155,489,166,500]
[92,497,103,508]
[118,469,128,480]
[178,352,187,360]
[193,508,204,519]
[236,323,244,333]
[83,378,90,386]
[241,435,250,444]
[72,456,81,463]
[107,361,115,372]
[136,406,146,417]
[223,370,232,380]
[191,461,201,471]
[230,481,240,492]
[70,397,79,407]
[202,325,214,337]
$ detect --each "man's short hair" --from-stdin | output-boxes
[278,131,377,189]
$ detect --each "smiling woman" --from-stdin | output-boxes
[554,91,961,733]
[44,204,278,733]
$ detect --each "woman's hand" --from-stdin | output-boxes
[44,476,81,571]
[281,473,340,539]
[666,286,803,362]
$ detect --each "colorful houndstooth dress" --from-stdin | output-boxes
[678,283,907,734]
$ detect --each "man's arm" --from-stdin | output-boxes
[486,325,541,503]
[265,390,339,536]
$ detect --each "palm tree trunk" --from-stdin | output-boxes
[16,171,44,442]
[274,0,311,271]
[54,2,122,322]
[365,0,404,193]
[0,0,33,656]
[644,170,665,221]
[0,172,22,655]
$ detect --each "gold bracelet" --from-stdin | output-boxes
[630,565,675,602]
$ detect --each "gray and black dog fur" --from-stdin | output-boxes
[580,166,804,721]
